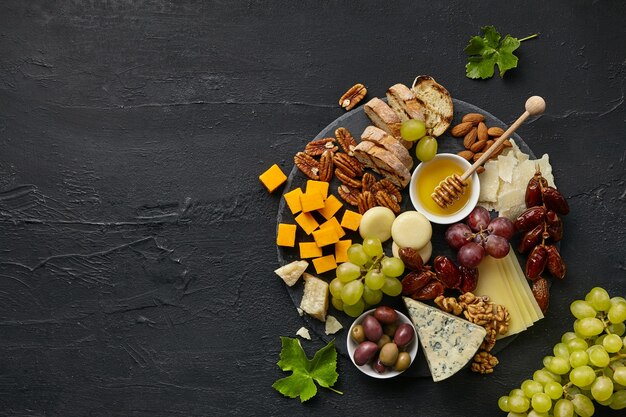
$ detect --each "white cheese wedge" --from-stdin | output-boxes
[506,250,544,320]
[403,297,487,382]
[300,273,329,322]
[324,315,343,335]
[497,153,518,183]
[274,260,309,287]
[478,160,500,203]
[296,327,311,340]
[501,250,540,323]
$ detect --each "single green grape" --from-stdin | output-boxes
[553,398,575,417]
[362,237,383,257]
[570,300,597,319]
[507,395,530,413]
[613,366,626,385]
[497,395,510,412]
[608,300,626,324]
[585,287,611,312]
[609,389,626,410]
[381,276,402,296]
[527,410,549,417]
[380,256,404,277]
[544,380,564,400]
[331,295,343,311]
[533,369,561,385]
[569,365,596,387]
[554,342,570,358]
[522,379,544,397]
[569,350,589,368]
[347,244,369,266]
[336,262,361,283]
[509,388,526,398]
[591,375,614,402]
[364,269,385,290]
[531,392,553,413]
[341,280,364,305]
[561,331,578,343]
[607,322,626,336]
[415,135,438,162]
[571,393,595,417]
[566,337,588,352]
[604,333,624,353]
[329,278,344,298]
[576,317,605,337]
[362,286,383,305]
[343,298,365,317]
[595,334,606,346]
[587,345,610,368]
[400,119,426,142]
[545,356,570,375]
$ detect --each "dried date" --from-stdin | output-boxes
[545,245,566,279]
[411,280,445,300]
[532,278,550,313]
[398,247,424,271]
[514,206,546,232]
[525,245,547,281]
[542,186,570,215]
[433,255,462,289]
[459,266,479,293]
[518,224,544,254]
[401,270,434,295]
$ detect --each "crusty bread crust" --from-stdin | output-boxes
[363,98,411,149]
[361,125,413,171]
[411,75,453,138]
[354,138,411,188]
[387,83,426,124]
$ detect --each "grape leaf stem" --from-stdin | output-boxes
[518,33,539,43]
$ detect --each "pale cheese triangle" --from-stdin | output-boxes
[403,297,487,382]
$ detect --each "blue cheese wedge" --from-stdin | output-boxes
[403,297,487,382]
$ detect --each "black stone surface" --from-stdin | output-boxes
[0,1,624,416]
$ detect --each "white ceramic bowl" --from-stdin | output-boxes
[346,308,418,379]
[409,153,480,225]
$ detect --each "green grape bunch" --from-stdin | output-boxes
[498,287,626,416]
[329,236,405,318]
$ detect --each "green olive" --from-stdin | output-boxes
[394,352,412,372]
[379,342,399,366]
[351,324,366,344]
[376,334,391,350]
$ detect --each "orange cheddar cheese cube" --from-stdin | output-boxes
[305,180,329,200]
[283,187,303,214]
[320,216,345,239]
[259,164,287,193]
[335,240,352,263]
[317,194,343,220]
[300,191,325,213]
[299,242,323,259]
[276,223,297,247]
[295,212,319,235]
[312,227,339,247]
[312,254,337,274]
[340,209,362,231]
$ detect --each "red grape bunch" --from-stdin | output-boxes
[445,206,515,268]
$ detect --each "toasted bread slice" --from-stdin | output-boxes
[411,75,453,137]
[363,98,411,149]
[361,126,413,171]
[353,141,411,189]
[386,83,426,124]
[299,273,328,322]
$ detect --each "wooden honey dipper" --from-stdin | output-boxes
[431,96,546,209]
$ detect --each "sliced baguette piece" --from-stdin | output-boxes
[299,273,329,322]
[361,125,413,171]
[353,141,411,189]
[411,75,454,137]
[363,97,411,149]
[386,83,426,123]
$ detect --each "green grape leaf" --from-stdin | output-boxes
[464,26,537,79]
[272,337,342,402]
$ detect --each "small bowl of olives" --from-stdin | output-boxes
[347,306,418,378]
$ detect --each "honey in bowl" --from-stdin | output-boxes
[416,157,473,217]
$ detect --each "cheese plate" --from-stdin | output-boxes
[276,97,537,377]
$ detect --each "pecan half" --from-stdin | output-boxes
[337,185,361,206]
[339,83,367,111]
[357,190,376,214]
[361,172,377,193]
[333,153,363,178]
[335,168,361,188]
[319,150,334,182]
[305,137,338,156]
[372,179,402,203]
[294,152,320,180]
[375,190,401,214]
[335,127,357,155]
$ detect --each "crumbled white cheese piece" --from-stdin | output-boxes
[296,327,311,340]
[324,315,343,335]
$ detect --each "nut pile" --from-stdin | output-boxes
[450,113,512,172]
[515,167,569,313]
[295,127,403,214]
[435,292,510,374]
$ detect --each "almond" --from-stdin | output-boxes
[503,139,512,148]
[462,113,484,124]
[476,166,486,174]
[450,122,474,138]
[457,150,474,161]
[485,139,494,149]
[487,126,505,137]
[473,152,484,163]
[477,122,488,142]
[463,128,478,149]
[470,140,487,153]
